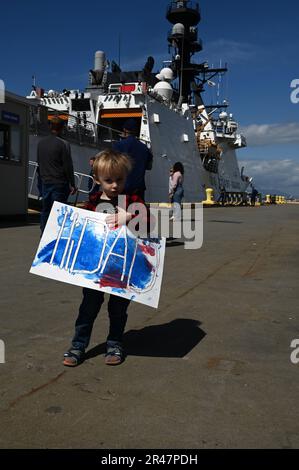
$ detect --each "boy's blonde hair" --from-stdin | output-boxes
[93,149,132,180]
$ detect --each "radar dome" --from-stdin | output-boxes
[219,111,228,120]
[153,81,173,101]
[172,23,185,36]
[155,67,174,82]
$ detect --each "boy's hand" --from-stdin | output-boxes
[105,206,133,229]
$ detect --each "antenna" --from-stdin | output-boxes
[216,59,222,105]
[225,64,229,103]
[118,34,121,69]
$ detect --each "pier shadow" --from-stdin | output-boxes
[166,239,185,248]
[85,318,206,360]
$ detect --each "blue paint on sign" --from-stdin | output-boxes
[32,206,158,293]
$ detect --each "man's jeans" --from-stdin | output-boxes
[71,288,130,351]
[40,182,70,232]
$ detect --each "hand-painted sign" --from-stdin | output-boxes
[30,202,166,308]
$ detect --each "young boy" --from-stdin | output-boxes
[63,149,146,367]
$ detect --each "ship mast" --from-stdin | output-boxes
[167,0,227,105]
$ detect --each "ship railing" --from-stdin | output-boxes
[167,1,200,15]
[72,172,96,206]
[28,160,95,206]
[213,123,226,135]
[167,28,202,49]
[236,133,247,148]
[199,145,209,155]
[65,113,97,146]
[28,103,122,148]
[212,121,240,139]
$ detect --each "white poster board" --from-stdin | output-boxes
[30,202,166,308]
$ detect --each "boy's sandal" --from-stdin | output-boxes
[105,344,124,366]
[63,349,85,367]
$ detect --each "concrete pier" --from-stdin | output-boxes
[0,205,299,449]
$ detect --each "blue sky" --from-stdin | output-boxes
[1,0,299,195]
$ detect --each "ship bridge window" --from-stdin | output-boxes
[108,84,121,94]
[71,99,91,112]
[0,123,22,163]
[98,114,142,143]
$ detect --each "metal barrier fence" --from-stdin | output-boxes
[28,161,95,206]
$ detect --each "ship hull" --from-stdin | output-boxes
[145,99,207,202]
[28,105,248,203]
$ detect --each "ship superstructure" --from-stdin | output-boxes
[27,0,250,202]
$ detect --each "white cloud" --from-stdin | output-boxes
[203,39,256,64]
[240,122,299,146]
[241,159,299,196]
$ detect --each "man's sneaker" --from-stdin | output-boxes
[105,341,124,366]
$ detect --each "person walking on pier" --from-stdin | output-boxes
[169,162,184,220]
[37,118,77,232]
[250,186,259,206]
[218,185,226,206]
[168,167,174,203]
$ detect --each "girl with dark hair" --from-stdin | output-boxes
[169,161,184,220]
[172,162,184,175]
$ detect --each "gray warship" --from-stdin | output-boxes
[27,0,250,203]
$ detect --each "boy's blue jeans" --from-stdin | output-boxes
[71,288,130,351]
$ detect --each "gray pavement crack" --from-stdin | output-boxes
[8,371,66,409]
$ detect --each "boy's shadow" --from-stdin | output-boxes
[85,318,206,359]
